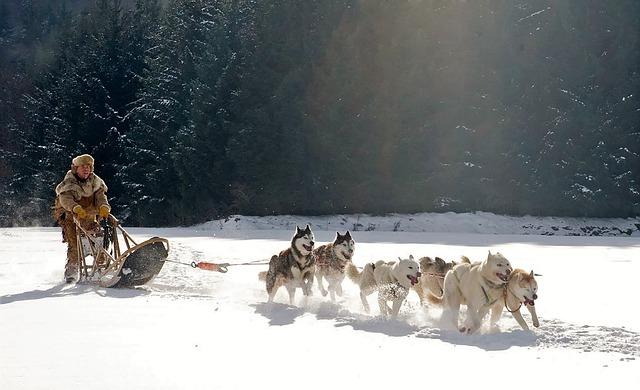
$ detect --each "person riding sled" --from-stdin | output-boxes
[53,154,111,283]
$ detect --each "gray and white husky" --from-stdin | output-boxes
[265,225,316,304]
[314,231,355,302]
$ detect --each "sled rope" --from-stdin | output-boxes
[224,259,271,267]
[163,258,230,273]
[163,258,272,273]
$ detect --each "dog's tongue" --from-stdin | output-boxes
[407,275,418,285]
[525,298,535,306]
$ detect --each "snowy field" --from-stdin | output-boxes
[1,213,639,390]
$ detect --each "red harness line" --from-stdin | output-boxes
[188,258,271,273]
[192,261,229,273]
[163,258,231,273]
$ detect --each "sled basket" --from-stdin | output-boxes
[74,215,169,288]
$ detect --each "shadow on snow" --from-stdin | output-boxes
[0,282,149,305]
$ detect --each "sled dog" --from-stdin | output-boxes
[264,225,315,304]
[413,256,456,305]
[346,255,421,318]
[440,251,512,334]
[488,269,540,331]
[314,231,354,302]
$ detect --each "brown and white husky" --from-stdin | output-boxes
[314,231,355,302]
[489,269,540,331]
[413,256,456,305]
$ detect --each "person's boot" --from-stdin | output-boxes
[64,261,79,283]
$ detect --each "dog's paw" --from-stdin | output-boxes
[459,326,473,334]
[488,325,501,334]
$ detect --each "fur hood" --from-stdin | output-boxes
[55,170,108,200]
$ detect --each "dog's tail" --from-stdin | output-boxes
[427,293,443,306]
[345,262,362,284]
[347,262,377,285]
[259,255,279,281]
[460,255,471,264]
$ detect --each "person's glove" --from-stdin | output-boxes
[99,205,111,219]
[72,205,87,219]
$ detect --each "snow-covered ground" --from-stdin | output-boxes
[1,213,639,390]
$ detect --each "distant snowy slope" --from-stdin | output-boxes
[196,211,640,236]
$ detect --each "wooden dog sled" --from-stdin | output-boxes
[74,214,169,288]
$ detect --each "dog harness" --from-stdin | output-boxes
[503,286,523,313]
[453,268,504,307]
[480,285,500,307]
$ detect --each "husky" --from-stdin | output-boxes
[440,251,512,334]
[314,231,355,302]
[264,225,315,304]
[346,255,421,319]
[413,256,456,305]
[488,269,540,331]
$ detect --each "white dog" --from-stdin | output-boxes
[346,255,421,318]
[440,251,512,333]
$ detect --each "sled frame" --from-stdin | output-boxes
[73,214,170,287]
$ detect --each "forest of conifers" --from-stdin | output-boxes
[1,0,639,226]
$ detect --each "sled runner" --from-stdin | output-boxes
[73,215,169,288]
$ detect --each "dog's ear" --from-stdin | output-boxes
[435,257,446,267]
[398,257,402,262]
[451,260,457,266]
[345,230,352,240]
[305,224,311,233]
[296,226,302,234]
[409,254,414,261]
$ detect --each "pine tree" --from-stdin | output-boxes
[124,0,239,225]
[4,0,157,224]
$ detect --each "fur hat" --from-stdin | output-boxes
[72,154,94,167]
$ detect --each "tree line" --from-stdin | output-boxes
[1,0,639,227]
